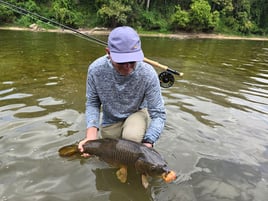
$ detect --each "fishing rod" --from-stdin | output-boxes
[0,0,183,88]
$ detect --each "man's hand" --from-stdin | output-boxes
[142,138,154,148]
[143,142,153,148]
[78,127,98,157]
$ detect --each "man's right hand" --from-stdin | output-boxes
[78,138,92,157]
[78,127,98,157]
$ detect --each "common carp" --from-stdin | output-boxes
[59,138,177,188]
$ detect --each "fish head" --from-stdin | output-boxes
[148,164,177,183]
[136,159,173,177]
[148,163,170,176]
[161,170,177,183]
[136,159,177,183]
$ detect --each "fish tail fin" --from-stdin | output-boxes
[58,144,80,157]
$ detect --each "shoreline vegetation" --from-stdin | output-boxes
[1,26,268,41]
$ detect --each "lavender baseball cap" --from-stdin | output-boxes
[108,26,144,63]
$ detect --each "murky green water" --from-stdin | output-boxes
[0,30,268,201]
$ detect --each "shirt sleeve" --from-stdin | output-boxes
[143,69,166,143]
[85,67,101,128]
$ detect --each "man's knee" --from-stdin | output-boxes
[101,122,123,139]
[122,109,149,142]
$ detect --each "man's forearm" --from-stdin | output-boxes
[86,127,98,140]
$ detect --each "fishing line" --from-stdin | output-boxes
[0,0,183,87]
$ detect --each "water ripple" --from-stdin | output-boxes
[38,97,66,106]
[0,93,32,101]
[0,87,15,95]
[1,31,268,201]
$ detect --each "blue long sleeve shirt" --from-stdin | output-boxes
[85,55,166,143]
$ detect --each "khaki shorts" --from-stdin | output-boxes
[100,109,149,143]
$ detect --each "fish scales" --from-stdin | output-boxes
[83,138,142,166]
[60,138,177,184]
[114,139,142,164]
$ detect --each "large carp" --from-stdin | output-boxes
[59,138,177,188]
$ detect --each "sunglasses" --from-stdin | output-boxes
[116,61,136,65]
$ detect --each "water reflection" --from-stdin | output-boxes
[191,158,265,201]
[0,30,268,201]
[93,167,150,200]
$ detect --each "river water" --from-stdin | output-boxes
[0,30,268,201]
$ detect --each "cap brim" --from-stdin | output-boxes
[110,50,144,63]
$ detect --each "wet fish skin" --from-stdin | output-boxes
[82,138,170,177]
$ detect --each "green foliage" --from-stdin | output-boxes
[97,0,132,27]
[171,5,190,30]
[139,11,168,32]
[17,0,40,12]
[210,0,233,15]
[0,3,15,24]
[171,0,219,32]
[51,0,83,28]
[251,0,268,34]
[0,0,267,36]
[216,0,260,34]
[189,0,219,32]
[13,0,40,26]
[16,14,34,27]
[6,0,40,27]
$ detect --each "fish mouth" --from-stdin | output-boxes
[162,170,177,183]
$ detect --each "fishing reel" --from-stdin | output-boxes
[159,71,175,88]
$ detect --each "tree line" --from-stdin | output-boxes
[0,0,267,35]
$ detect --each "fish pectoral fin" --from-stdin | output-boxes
[116,166,128,183]
[141,174,149,189]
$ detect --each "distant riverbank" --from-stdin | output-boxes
[1,26,268,41]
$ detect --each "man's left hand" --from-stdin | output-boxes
[143,143,153,148]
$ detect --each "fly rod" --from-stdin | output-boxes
[0,0,183,87]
